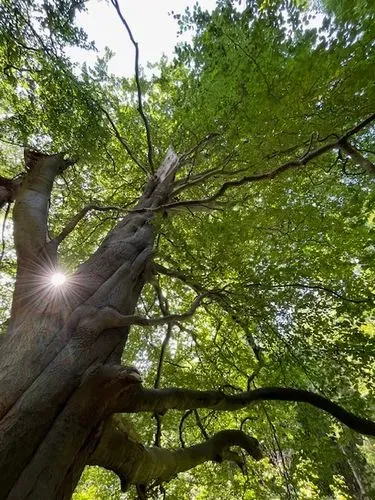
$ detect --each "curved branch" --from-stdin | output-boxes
[110,0,154,170]
[339,140,375,176]
[98,103,149,175]
[13,150,75,260]
[90,420,261,489]
[78,293,209,335]
[243,282,371,304]
[53,203,123,245]
[116,386,375,436]
[152,114,375,211]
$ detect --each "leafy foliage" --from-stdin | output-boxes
[1,0,374,498]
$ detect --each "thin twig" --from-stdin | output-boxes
[261,401,297,499]
[153,282,172,447]
[98,104,149,175]
[194,409,209,440]
[179,133,220,164]
[153,284,172,389]
[110,0,154,170]
[179,409,193,448]
[242,282,371,304]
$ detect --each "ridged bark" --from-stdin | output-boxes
[0,148,180,499]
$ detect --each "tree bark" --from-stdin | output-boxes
[89,418,262,491]
[113,386,375,436]
[1,116,375,499]
[339,140,375,175]
[0,148,180,499]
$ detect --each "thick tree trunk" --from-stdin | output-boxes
[0,149,179,499]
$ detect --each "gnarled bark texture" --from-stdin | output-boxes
[0,148,180,499]
[1,127,375,499]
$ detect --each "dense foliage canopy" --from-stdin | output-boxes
[0,0,374,498]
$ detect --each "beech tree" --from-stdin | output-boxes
[0,0,374,498]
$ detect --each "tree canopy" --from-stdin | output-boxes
[0,0,374,498]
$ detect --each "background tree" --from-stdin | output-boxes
[0,0,374,498]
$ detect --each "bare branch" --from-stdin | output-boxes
[53,203,124,245]
[151,114,375,211]
[116,386,375,436]
[98,104,149,175]
[110,0,154,170]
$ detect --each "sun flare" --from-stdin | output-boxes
[50,272,67,287]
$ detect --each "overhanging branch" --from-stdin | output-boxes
[153,114,375,211]
[115,386,375,436]
[90,420,261,489]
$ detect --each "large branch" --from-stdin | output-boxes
[13,149,75,259]
[155,114,375,211]
[67,292,208,340]
[10,150,75,325]
[114,386,375,436]
[339,140,375,175]
[90,419,261,490]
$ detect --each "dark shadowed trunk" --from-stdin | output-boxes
[0,148,179,499]
[1,119,375,500]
